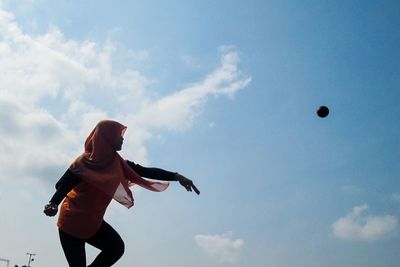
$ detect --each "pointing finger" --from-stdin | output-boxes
[192,184,200,195]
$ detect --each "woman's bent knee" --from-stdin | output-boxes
[111,237,125,260]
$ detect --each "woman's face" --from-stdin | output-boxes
[106,129,124,151]
[96,120,126,151]
[113,135,124,151]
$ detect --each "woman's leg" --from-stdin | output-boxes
[87,221,125,267]
[59,229,87,267]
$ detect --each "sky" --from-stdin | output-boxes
[0,0,399,266]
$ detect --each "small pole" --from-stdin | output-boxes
[26,253,35,267]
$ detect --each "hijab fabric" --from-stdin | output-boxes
[69,120,169,208]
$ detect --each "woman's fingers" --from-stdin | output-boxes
[178,175,200,195]
[186,182,200,195]
[44,204,58,216]
[192,184,200,195]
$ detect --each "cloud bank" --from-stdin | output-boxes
[332,204,398,241]
[194,232,244,263]
[0,7,251,185]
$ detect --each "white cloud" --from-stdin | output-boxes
[132,49,251,131]
[194,232,244,263]
[332,204,398,241]
[0,6,251,187]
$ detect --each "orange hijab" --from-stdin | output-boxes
[69,120,169,208]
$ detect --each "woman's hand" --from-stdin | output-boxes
[43,202,58,217]
[176,174,200,195]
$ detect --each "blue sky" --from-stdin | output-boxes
[0,1,399,266]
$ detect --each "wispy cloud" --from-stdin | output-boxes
[132,50,251,131]
[392,193,400,202]
[0,6,251,186]
[194,232,244,263]
[332,204,398,241]
[342,184,362,195]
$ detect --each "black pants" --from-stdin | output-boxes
[59,221,125,267]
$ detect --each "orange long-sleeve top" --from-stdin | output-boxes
[58,180,112,239]
[50,161,177,239]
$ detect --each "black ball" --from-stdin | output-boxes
[317,106,329,118]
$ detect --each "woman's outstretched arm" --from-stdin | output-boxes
[126,160,200,195]
[126,160,177,181]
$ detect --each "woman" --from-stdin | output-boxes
[44,120,199,267]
